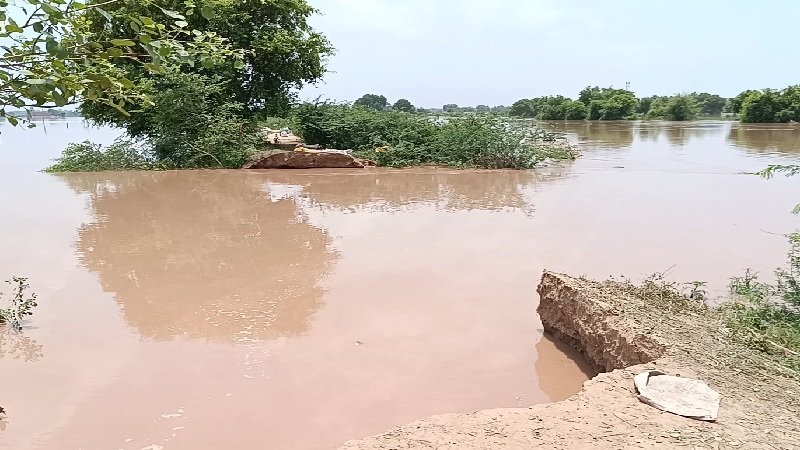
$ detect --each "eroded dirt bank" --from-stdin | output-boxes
[341,272,800,449]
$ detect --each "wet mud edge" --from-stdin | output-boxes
[341,271,800,449]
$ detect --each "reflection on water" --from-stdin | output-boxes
[546,121,634,149]
[57,171,335,341]
[0,332,43,362]
[728,123,800,155]
[547,120,726,148]
[0,167,591,450]
[255,168,568,215]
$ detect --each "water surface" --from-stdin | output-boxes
[0,120,799,449]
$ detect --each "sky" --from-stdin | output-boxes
[299,0,800,108]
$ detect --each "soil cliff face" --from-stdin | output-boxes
[537,271,665,372]
[341,271,800,449]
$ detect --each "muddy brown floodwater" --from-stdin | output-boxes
[0,120,799,449]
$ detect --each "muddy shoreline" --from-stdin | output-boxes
[341,272,800,449]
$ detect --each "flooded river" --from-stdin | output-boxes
[0,120,798,449]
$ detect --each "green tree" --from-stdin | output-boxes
[354,93,388,110]
[740,90,783,123]
[126,70,259,168]
[0,0,238,125]
[578,86,601,105]
[578,86,638,120]
[392,98,415,113]
[599,93,638,120]
[537,96,569,120]
[776,85,800,122]
[728,90,760,114]
[509,99,535,117]
[491,105,510,114]
[79,0,332,116]
[690,92,726,116]
[475,104,490,113]
[645,97,668,119]
[637,96,655,115]
[664,95,699,121]
[563,100,588,120]
[442,103,459,113]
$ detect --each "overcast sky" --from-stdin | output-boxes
[299,0,800,108]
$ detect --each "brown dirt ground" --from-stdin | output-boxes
[340,272,800,449]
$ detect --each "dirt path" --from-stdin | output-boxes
[341,272,800,449]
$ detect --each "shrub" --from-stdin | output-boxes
[0,277,38,332]
[726,235,800,373]
[46,139,158,172]
[295,102,578,169]
[80,71,262,169]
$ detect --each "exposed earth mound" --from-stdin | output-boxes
[341,272,800,449]
[243,150,374,169]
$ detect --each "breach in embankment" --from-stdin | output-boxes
[341,271,800,449]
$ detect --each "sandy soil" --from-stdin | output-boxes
[341,272,800,449]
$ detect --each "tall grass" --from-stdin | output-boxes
[726,235,800,373]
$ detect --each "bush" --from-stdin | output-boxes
[295,102,436,150]
[295,103,578,168]
[80,71,262,169]
[46,139,158,172]
[726,235,800,373]
[0,277,38,332]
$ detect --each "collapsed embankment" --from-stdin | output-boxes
[341,271,800,449]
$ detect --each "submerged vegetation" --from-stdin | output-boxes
[0,278,38,332]
[47,140,159,172]
[295,103,577,168]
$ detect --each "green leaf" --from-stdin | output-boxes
[32,22,43,33]
[200,57,214,69]
[45,38,60,56]
[144,63,165,74]
[175,20,188,28]
[233,59,245,70]
[6,115,18,126]
[5,22,22,33]
[200,6,215,19]
[41,3,59,16]
[159,8,185,20]
[26,79,48,85]
[111,39,136,47]
[53,91,67,107]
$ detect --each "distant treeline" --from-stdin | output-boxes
[350,94,510,114]
[352,85,800,123]
[509,85,800,123]
[5,108,82,119]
